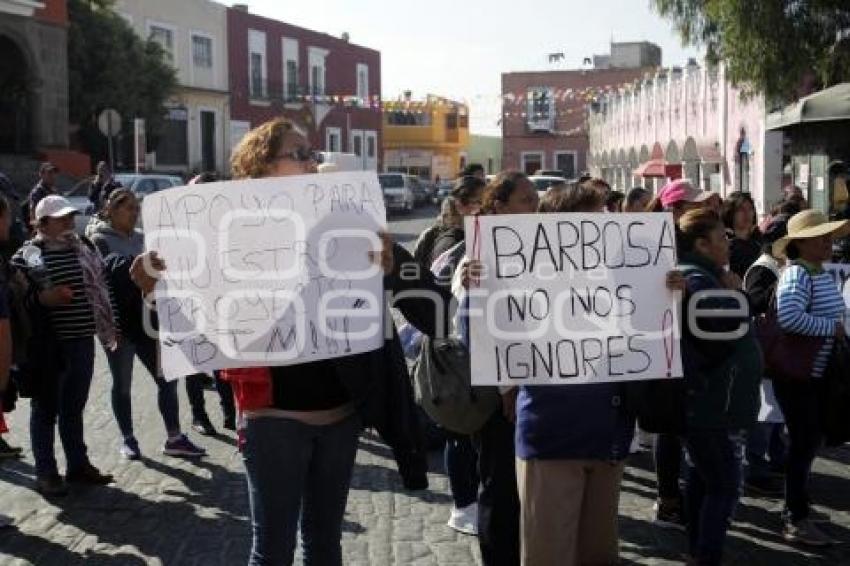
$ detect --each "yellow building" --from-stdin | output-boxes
[383,94,470,181]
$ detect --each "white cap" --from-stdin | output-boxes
[34,195,78,220]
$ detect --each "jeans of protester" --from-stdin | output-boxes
[476,411,520,566]
[745,422,787,480]
[185,372,235,422]
[684,429,744,566]
[655,433,683,501]
[242,414,361,566]
[773,379,824,522]
[445,433,479,509]
[106,335,180,438]
[30,337,96,477]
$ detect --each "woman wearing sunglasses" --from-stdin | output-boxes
[132,117,450,566]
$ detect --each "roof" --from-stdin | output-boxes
[767,83,850,130]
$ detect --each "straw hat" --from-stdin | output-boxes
[772,209,850,257]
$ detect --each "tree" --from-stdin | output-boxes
[67,0,177,165]
[652,0,850,103]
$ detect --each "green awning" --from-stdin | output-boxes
[767,83,850,130]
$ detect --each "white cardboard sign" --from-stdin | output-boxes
[141,171,387,380]
[464,212,683,386]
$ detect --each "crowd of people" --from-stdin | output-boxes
[0,116,848,566]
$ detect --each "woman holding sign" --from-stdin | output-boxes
[133,117,450,566]
[677,208,762,566]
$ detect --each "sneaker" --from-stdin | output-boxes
[745,476,784,498]
[192,416,217,436]
[36,473,68,497]
[0,437,22,460]
[783,518,833,547]
[119,437,141,460]
[447,503,478,536]
[163,434,206,458]
[66,464,113,485]
[653,499,687,531]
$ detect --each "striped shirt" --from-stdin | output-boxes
[777,263,846,378]
[42,248,97,340]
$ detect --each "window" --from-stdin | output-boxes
[521,152,544,176]
[148,24,175,65]
[527,87,554,130]
[353,136,362,157]
[326,127,341,152]
[387,111,431,126]
[250,53,264,98]
[192,35,212,68]
[286,61,298,99]
[555,152,577,179]
[446,113,458,129]
[356,63,369,102]
[367,135,375,158]
[308,47,328,96]
[282,38,299,101]
[249,30,267,99]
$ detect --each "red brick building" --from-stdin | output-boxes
[227,6,382,170]
[502,43,661,179]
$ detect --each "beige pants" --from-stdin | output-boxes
[516,458,625,566]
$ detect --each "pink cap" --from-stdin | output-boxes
[659,179,713,208]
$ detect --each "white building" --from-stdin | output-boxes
[115,0,230,175]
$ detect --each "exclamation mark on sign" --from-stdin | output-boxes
[662,308,674,378]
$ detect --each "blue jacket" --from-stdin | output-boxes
[516,382,635,461]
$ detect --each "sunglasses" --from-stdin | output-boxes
[274,146,324,164]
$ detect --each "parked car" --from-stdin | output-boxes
[529,175,567,194]
[534,169,568,178]
[433,181,454,205]
[410,177,432,206]
[378,173,416,213]
[63,183,95,235]
[115,173,184,200]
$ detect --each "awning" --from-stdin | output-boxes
[767,83,850,131]
[634,159,667,178]
[634,159,683,179]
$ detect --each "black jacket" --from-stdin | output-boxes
[333,243,453,489]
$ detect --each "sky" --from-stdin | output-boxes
[221,0,701,135]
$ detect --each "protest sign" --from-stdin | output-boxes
[141,171,387,380]
[464,212,683,386]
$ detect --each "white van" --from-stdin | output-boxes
[377,173,416,213]
[318,152,364,172]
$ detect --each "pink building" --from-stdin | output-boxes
[588,62,784,214]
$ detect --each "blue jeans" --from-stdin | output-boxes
[685,429,744,566]
[242,414,361,566]
[445,433,479,508]
[106,335,180,438]
[30,337,96,477]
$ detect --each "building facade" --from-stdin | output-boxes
[587,62,784,215]
[227,5,381,171]
[382,94,470,181]
[116,0,230,176]
[0,1,70,157]
[466,135,503,176]
[502,42,660,179]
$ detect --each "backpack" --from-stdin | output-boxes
[412,333,500,435]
